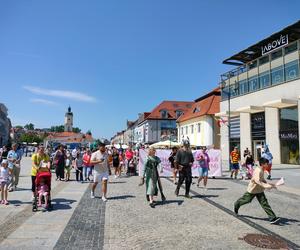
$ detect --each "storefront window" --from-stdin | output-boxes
[259,71,270,88]
[284,42,298,55]
[285,60,299,81]
[280,107,299,164]
[248,76,259,92]
[271,65,284,85]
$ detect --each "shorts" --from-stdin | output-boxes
[1,181,9,189]
[198,167,208,177]
[231,163,239,170]
[93,172,109,183]
[65,166,72,174]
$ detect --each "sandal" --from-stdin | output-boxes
[4,200,9,205]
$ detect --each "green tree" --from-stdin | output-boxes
[24,123,34,130]
[20,133,43,144]
[72,127,81,133]
[86,130,92,135]
[50,125,64,132]
[15,125,23,129]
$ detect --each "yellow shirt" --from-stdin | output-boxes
[31,153,50,176]
[247,166,272,194]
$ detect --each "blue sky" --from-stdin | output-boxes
[0,0,299,139]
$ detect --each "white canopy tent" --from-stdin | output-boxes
[150,140,181,149]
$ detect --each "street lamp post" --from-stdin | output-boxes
[220,78,231,171]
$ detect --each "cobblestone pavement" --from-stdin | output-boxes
[103,175,300,250]
[54,185,105,250]
[0,158,299,249]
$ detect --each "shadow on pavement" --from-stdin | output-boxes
[108,195,135,200]
[108,181,126,184]
[155,200,184,206]
[192,194,219,198]
[242,215,300,226]
[51,198,77,210]
[207,188,228,191]
[14,188,32,192]
[9,200,32,206]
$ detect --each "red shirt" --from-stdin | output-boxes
[125,150,134,160]
[82,153,92,167]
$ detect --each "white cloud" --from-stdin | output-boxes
[24,85,97,103]
[30,98,59,106]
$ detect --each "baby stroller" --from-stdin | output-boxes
[32,171,52,212]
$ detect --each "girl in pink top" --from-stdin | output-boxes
[38,177,49,208]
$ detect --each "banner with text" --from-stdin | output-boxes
[138,149,222,177]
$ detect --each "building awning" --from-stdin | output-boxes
[236,106,264,113]
[263,99,297,108]
[223,20,300,65]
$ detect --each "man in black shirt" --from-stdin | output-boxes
[175,140,194,198]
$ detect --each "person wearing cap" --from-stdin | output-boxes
[7,143,21,192]
[174,140,194,199]
[90,142,110,202]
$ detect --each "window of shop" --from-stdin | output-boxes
[271,65,284,85]
[284,42,298,55]
[259,55,269,65]
[259,71,270,88]
[271,49,283,60]
[285,60,299,81]
[248,76,259,92]
[239,79,248,95]
[280,107,299,164]
[191,125,194,134]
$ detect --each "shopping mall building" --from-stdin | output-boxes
[219,20,300,166]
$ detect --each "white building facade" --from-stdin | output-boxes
[219,20,300,167]
[0,103,11,147]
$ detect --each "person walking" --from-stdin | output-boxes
[54,145,65,181]
[262,145,273,180]
[140,147,162,208]
[112,147,120,178]
[234,157,279,224]
[74,152,83,182]
[125,146,134,175]
[64,151,72,181]
[82,147,92,182]
[243,150,254,179]
[90,143,110,202]
[168,147,178,184]
[175,140,194,199]
[31,146,50,200]
[0,145,9,163]
[196,148,210,189]
[7,143,21,192]
[230,147,240,179]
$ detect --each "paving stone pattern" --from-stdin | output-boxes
[54,185,106,250]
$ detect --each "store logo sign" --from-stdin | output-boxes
[280,131,298,140]
[261,34,288,55]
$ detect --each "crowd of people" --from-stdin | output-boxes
[0,140,280,224]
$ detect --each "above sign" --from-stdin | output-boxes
[261,34,288,55]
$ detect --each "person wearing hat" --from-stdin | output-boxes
[90,142,110,202]
[174,140,194,198]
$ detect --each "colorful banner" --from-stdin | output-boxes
[138,149,222,177]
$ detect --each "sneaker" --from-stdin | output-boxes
[175,190,179,197]
[270,217,280,224]
[234,206,239,215]
[102,196,107,202]
[149,202,155,208]
[90,192,95,199]
[185,194,192,199]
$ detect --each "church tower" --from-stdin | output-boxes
[64,106,73,132]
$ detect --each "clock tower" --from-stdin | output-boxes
[64,106,73,132]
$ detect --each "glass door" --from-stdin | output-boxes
[253,140,265,161]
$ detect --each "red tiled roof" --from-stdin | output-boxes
[177,90,221,123]
[145,101,194,120]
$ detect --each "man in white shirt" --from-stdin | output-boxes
[90,143,110,201]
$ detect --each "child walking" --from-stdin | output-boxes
[0,160,12,205]
[234,157,280,224]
